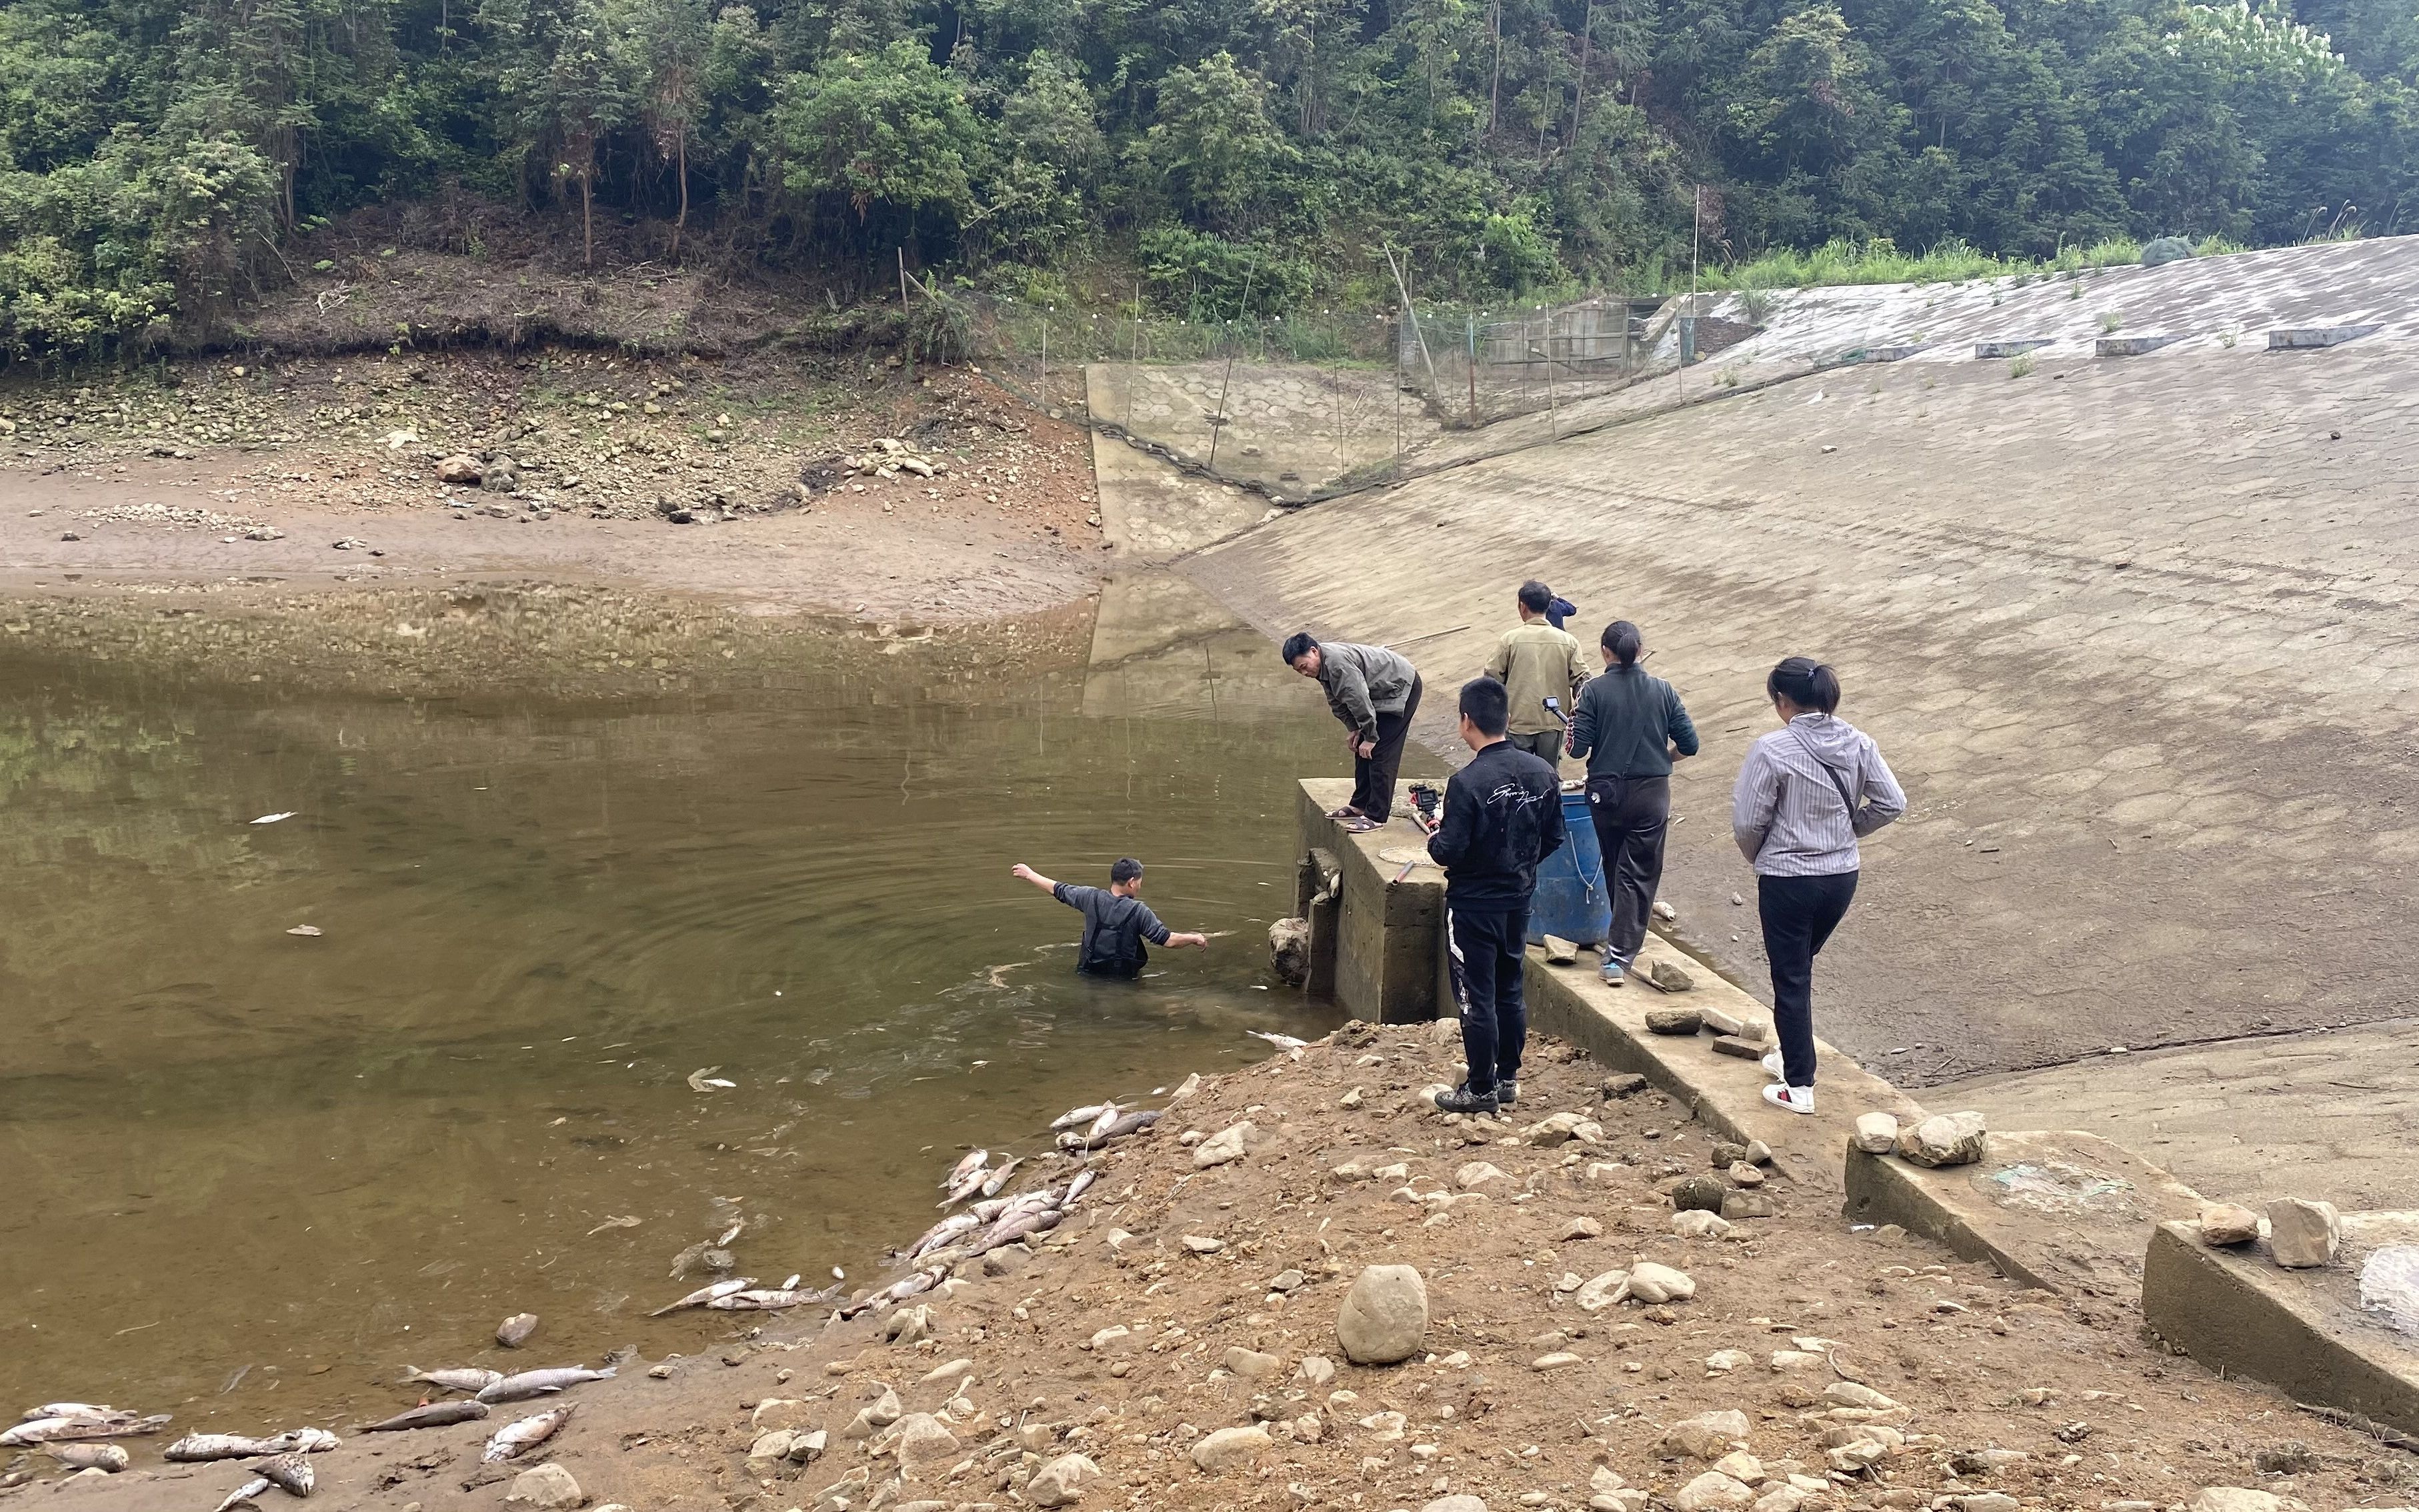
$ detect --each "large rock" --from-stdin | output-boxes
[1627,1261,1695,1303]
[2198,1204,2261,1247]
[1655,1409,1750,1460]
[1222,1347,1282,1380]
[1270,918,1312,985]
[2265,1199,2341,1267]
[1896,1111,1988,1168]
[1852,1113,1899,1154]
[2190,1491,2286,1512]
[891,1413,960,1473]
[841,1387,903,1439]
[1672,1175,1727,1213]
[506,1463,585,1510]
[1026,1453,1101,1507]
[752,1398,814,1431]
[1675,1472,1756,1511]
[1336,1263,1429,1363]
[1575,1269,1630,1312]
[1423,1499,1491,1512]
[436,453,485,485]
[746,1429,796,1473]
[1190,1425,1271,1472]
[1456,1161,1514,1193]
[1192,1121,1256,1169]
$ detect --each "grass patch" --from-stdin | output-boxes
[1688,233,2252,295]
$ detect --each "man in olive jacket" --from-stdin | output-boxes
[1283,631,1422,827]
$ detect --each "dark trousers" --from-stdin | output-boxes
[1506,729,1563,763]
[1447,904,1528,1097]
[1586,773,1670,963]
[1757,870,1859,1089]
[1350,675,1422,822]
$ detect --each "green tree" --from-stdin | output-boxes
[776,39,989,249]
[614,0,713,257]
[1136,51,1295,231]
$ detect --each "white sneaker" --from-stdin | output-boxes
[1762,1083,1814,1115]
[1761,1049,1784,1079]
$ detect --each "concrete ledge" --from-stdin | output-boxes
[2268,324,2382,350]
[1847,1131,2204,1296]
[1296,779,1444,1023]
[2144,1213,2419,1436]
[2098,334,2182,357]
[1975,339,2054,359]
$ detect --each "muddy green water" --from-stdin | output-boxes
[0,597,1354,1433]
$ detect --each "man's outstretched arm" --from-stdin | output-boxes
[1011,863,1061,895]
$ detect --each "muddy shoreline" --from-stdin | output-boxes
[17,1018,2415,1512]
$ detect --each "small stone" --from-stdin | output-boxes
[1270,918,1312,985]
[1826,1381,1901,1411]
[1675,1472,1756,1512]
[1627,1261,1695,1303]
[1649,961,1696,993]
[1026,1453,1101,1507]
[1722,1189,1774,1220]
[2188,1491,2283,1512]
[1728,1162,1765,1187]
[789,1430,827,1465]
[1337,1263,1429,1363]
[1711,1451,1765,1483]
[1193,1121,1255,1169]
[436,453,484,485]
[891,1413,960,1473]
[1340,1087,1363,1109]
[1646,1009,1703,1035]
[1698,1005,1744,1036]
[1191,1425,1272,1472]
[1852,1113,1900,1154]
[1672,1175,1727,1212]
[1458,1160,1516,1193]
[1710,1036,1762,1059]
[1948,1449,2027,1475]
[1532,1352,1584,1371]
[747,1428,796,1471]
[1224,1347,1282,1379]
[1543,935,1580,965]
[495,1313,539,1348]
[1673,1211,1733,1239]
[2265,1198,2341,1267]
[1655,1410,1750,1461]
[1770,1349,1822,1371]
[505,1463,584,1510]
[1576,1269,1630,1312]
[1298,1355,1336,1387]
[752,1399,813,1430]
[1561,1215,1604,1241]
[1752,1487,1804,1512]
[2198,1203,2261,1246]
[1744,1139,1772,1164]
[1957,1494,2021,1512]
[1706,1349,1753,1375]
[1182,1235,1226,1254]
[1423,1498,1490,1512]
[1896,1111,1988,1167]
[1270,1268,1306,1291]
[1604,1073,1650,1097]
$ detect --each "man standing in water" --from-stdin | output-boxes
[1282,631,1422,830]
[1426,677,1564,1114]
[1010,859,1210,978]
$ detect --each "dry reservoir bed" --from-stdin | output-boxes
[21,1022,2414,1512]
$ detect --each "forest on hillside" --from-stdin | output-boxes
[0,0,2414,358]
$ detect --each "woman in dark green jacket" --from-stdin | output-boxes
[1564,621,1700,984]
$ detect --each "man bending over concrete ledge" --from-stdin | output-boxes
[1011,859,1210,979]
[1425,676,1564,1116]
[1284,631,1423,831]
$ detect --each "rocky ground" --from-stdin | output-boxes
[0,349,1109,630]
[17,1020,2408,1512]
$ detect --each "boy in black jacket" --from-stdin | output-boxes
[1426,676,1566,1115]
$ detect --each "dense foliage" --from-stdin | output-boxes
[1,0,2414,355]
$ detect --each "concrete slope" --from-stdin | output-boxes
[1183,335,2419,1091]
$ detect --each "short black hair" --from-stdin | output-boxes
[1767,656,1842,713]
[1110,857,1144,885]
[1518,580,1552,613]
[1459,675,1510,736]
[1280,631,1318,664]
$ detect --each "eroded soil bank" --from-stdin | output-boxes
[21,1019,2410,1512]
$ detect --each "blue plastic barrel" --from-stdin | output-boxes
[1527,789,1611,947]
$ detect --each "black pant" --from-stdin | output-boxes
[1506,729,1562,763]
[1350,675,1422,822]
[1447,903,1528,1097]
[1758,870,1859,1089]
[1586,773,1670,963]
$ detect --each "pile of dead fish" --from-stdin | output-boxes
[359,1364,618,1466]
[165,1430,339,1511]
[0,1403,175,1483]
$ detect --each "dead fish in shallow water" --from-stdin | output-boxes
[0,1414,171,1447]
[1248,1030,1310,1051]
[213,1476,271,1512]
[938,1163,989,1208]
[165,1428,339,1462]
[495,1313,539,1349]
[942,1149,987,1188]
[43,1444,129,1473]
[476,1366,615,1404]
[481,1405,573,1463]
[967,1205,1065,1258]
[1061,1109,1161,1151]
[257,1453,314,1497]
[977,1157,1022,1198]
[400,1367,501,1395]
[648,1277,757,1316]
[1084,1103,1125,1139]
[22,1404,129,1423]
[705,1287,826,1310]
[1049,1103,1109,1131]
[905,1214,978,1260]
[836,1268,945,1319]
[360,1400,489,1433]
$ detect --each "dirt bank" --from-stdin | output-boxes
[20,1020,2407,1512]
[0,350,1109,631]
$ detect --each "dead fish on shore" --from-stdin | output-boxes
[213,1476,271,1512]
[0,1414,171,1447]
[475,1366,615,1405]
[481,1405,573,1463]
[705,1286,829,1310]
[400,1367,502,1395]
[21,1404,131,1423]
[1048,1103,1111,1131]
[904,1214,978,1260]
[257,1452,315,1497]
[967,1205,1065,1258]
[495,1313,539,1349]
[941,1149,988,1189]
[1058,1109,1161,1151]
[360,1401,489,1433]
[977,1157,1023,1198]
[43,1444,129,1473]
[939,1159,991,1207]
[648,1277,757,1316]
[1248,1030,1310,1051]
[1084,1103,1125,1139]
[836,1267,945,1319]
[1065,1169,1099,1204]
[165,1428,339,1462]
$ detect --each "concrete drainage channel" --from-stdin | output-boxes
[1284,777,2419,1440]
